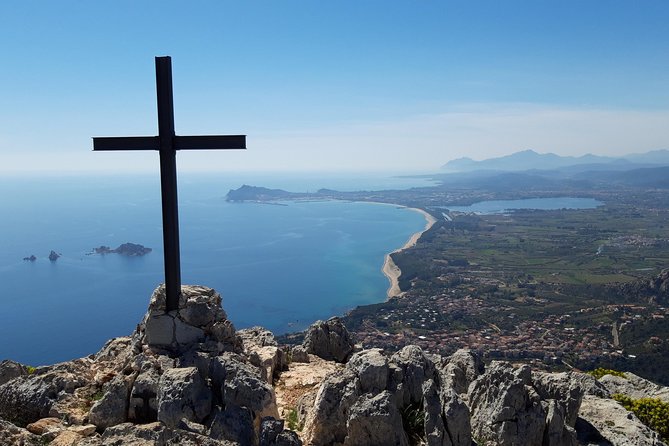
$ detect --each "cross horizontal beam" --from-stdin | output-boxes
[93,135,246,151]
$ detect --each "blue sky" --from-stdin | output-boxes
[1,1,668,173]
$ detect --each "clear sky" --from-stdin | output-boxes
[1,1,668,174]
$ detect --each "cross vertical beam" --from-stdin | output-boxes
[155,57,181,312]
[93,56,246,312]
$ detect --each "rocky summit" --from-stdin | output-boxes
[1,285,668,445]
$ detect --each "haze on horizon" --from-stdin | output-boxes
[1,1,668,175]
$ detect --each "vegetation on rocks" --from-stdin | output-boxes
[613,393,669,441]
[587,368,627,380]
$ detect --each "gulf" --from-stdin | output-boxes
[0,172,432,365]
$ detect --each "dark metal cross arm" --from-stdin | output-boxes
[175,135,246,150]
[93,135,246,151]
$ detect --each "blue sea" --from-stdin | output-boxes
[0,172,432,365]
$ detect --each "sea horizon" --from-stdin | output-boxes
[0,171,433,365]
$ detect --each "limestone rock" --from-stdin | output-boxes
[89,373,133,430]
[290,346,310,363]
[0,358,92,426]
[468,361,546,446]
[208,405,255,445]
[344,391,409,446]
[0,360,26,386]
[543,400,577,446]
[390,345,436,406]
[128,367,160,423]
[26,416,66,436]
[157,367,212,428]
[577,395,668,446]
[532,371,585,427]
[422,383,471,446]
[239,326,279,348]
[50,430,84,446]
[221,353,279,419]
[259,417,302,446]
[0,419,40,445]
[249,345,285,384]
[599,372,669,402]
[138,285,242,355]
[347,348,388,394]
[99,421,232,445]
[441,348,484,395]
[302,368,360,445]
[302,317,354,363]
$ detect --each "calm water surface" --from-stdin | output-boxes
[0,173,430,365]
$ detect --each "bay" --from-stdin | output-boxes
[445,197,603,214]
[0,172,430,365]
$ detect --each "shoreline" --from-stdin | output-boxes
[381,207,437,298]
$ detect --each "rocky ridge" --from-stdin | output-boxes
[0,284,667,445]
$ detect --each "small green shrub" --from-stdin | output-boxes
[25,366,36,375]
[401,400,426,446]
[613,394,669,440]
[286,408,303,432]
[587,368,626,380]
[92,390,105,401]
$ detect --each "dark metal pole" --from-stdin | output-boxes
[155,56,181,312]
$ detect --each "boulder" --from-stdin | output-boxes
[128,367,160,423]
[302,317,354,363]
[239,326,278,348]
[260,417,302,446]
[26,416,66,437]
[599,372,669,403]
[0,359,92,426]
[208,405,255,445]
[221,353,279,419]
[0,420,40,445]
[290,346,310,363]
[302,368,360,445]
[344,391,409,446]
[532,371,585,427]
[0,360,26,386]
[440,348,484,395]
[468,361,546,446]
[347,349,388,394]
[577,395,668,446]
[89,373,133,430]
[157,367,212,428]
[390,345,436,406]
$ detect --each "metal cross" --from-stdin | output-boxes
[93,56,246,311]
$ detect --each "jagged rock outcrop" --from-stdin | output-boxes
[302,317,354,363]
[599,372,669,402]
[239,326,288,383]
[3,283,669,446]
[467,361,585,446]
[0,360,26,386]
[301,345,471,446]
[0,284,300,446]
[578,395,667,446]
[468,362,547,445]
[440,348,484,395]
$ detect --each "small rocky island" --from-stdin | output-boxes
[22,255,36,262]
[91,243,152,256]
[48,251,60,262]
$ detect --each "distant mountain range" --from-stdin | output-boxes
[442,149,669,173]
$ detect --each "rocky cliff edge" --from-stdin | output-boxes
[0,284,667,446]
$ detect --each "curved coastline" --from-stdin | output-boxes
[382,207,437,298]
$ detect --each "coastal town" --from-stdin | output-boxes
[242,170,669,385]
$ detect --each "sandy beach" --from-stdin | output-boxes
[382,207,437,297]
